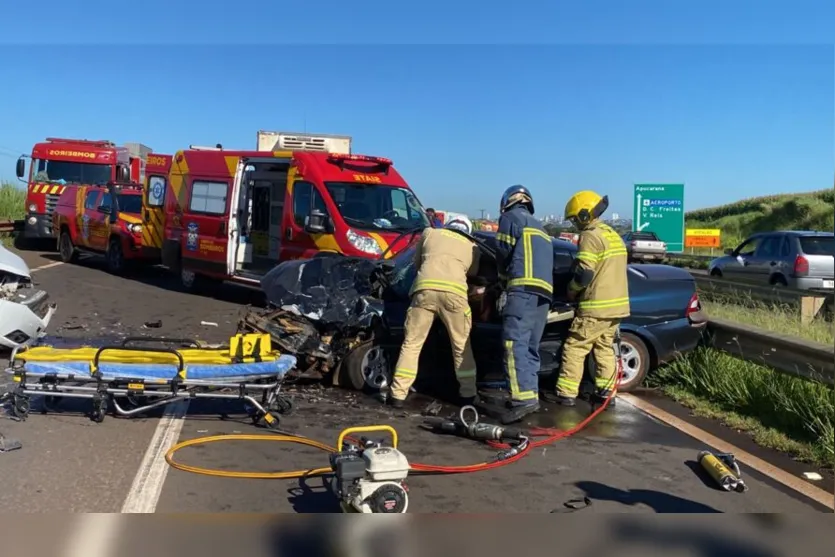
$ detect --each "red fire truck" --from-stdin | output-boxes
[15,138,152,243]
[149,134,431,291]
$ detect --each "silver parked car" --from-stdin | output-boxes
[708,230,834,291]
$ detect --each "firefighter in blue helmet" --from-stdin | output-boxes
[491,185,554,424]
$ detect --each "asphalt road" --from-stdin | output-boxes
[0,246,832,520]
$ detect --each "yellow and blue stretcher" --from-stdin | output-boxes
[4,334,297,427]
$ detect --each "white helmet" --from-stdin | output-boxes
[445,215,473,235]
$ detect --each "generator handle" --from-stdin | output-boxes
[337,425,398,451]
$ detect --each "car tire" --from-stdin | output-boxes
[59,230,79,263]
[341,340,392,393]
[615,332,651,392]
[106,237,125,274]
[709,268,722,278]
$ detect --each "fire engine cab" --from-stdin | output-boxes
[52,181,149,274]
[153,132,430,291]
[16,138,152,243]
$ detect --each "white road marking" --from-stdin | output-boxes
[121,399,190,513]
[30,261,63,273]
[62,513,124,557]
[619,393,835,510]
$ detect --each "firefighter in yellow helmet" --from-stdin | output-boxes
[543,191,630,407]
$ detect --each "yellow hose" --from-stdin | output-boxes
[165,434,337,480]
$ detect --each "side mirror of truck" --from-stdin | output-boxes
[117,165,130,182]
[97,205,111,215]
[15,158,25,179]
[305,210,327,234]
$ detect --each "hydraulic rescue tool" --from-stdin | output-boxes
[698,450,747,492]
[330,426,411,513]
[423,406,530,460]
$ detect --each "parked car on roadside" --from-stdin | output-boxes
[623,231,667,263]
[708,231,834,291]
[251,229,708,403]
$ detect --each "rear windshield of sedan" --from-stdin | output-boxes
[800,236,835,256]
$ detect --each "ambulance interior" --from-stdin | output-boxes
[234,161,289,277]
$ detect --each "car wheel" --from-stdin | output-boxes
[709,268,722,278]
[59,231,78,263]
[342,341,392,392]
[106,238,125,274]
[614,332,650,392]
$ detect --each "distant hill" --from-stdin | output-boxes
[685,189,834,247]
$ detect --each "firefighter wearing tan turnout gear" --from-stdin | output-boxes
[546,190,630,407]
[387,216,481,408]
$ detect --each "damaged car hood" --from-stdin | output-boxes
[260,255,386,329]
[0,244,31,280]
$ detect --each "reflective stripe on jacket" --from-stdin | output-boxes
[410,228,480,299]
[495,205,554,301]
[569,221,630,318]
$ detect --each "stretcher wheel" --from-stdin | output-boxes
[12,396,30,419]
[271,396,294,415]
[91,399,108,423]
[258,411,281,429]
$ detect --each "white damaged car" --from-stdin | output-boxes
[0,243,56,353]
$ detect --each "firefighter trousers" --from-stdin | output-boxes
[502,291,550,405]
[390,289,477,401]
[556,316,620,398]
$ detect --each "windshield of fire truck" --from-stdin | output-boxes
[324,182,430,232]
[31,158,112,185]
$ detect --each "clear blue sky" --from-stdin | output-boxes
[0,1,832,220]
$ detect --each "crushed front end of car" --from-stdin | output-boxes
[0,245,57,353]
[239,255,391,383]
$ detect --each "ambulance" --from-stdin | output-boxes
[140,153,174,261]
[149,132,431,291]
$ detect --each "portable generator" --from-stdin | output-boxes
[330,426,410,513]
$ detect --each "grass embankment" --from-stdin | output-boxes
[683,189,835,254]
[649,288,834,468]
[0,181,26,246]
[649,348,834,469]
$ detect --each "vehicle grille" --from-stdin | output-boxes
[42,193,60,230]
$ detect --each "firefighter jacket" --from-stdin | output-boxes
[409,228,481,300]
[495,205,554,301]
[568,221,630,318]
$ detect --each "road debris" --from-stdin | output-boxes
[802,472,823,481]
[144,320,162,328]
[201,320,219,327]
[0,433,22,453]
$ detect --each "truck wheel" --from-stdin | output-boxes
[106,238,126,274]
[59,231,79,263]
[180,269,222,294]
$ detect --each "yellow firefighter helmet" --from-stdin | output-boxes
[564,190,609,227]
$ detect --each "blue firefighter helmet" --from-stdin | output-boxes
[500,185,535,215]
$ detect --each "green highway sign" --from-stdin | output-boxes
[632,184,685,253]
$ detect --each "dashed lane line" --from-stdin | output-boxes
[30,261,63,273]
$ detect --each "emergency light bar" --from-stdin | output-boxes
[327,153,393,166]
[45,137,115,147]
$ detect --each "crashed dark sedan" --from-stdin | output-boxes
[247,229,708,401]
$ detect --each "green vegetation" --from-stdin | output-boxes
[685,188,835,250]
[699,293,833,345]
[649,347,834,468]
[0,181,25,221]
[1,181,25,245]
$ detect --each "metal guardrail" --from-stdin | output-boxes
[706,318,834,385]
[694,275,833,323]
[0,220,22,234]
